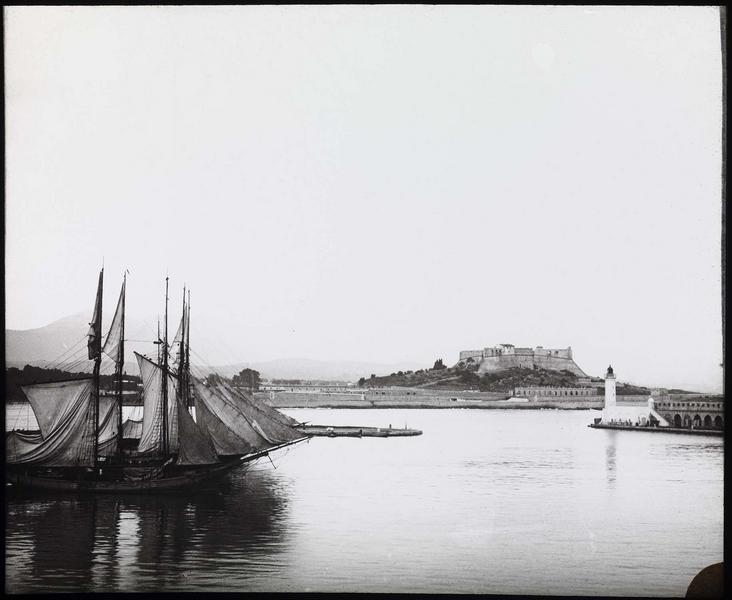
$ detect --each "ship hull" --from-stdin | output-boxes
[5,457,248,493]
[6,438,308,493]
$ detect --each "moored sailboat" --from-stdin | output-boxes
[6,270,308,492]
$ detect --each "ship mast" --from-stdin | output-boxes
[185,289,191,406]
[89,268,104,469]
[116,272,126,458]
[161,277,170,458]
[177,287,187,405]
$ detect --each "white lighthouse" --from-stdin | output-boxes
[595,364,671,428]
[602,365,616,423]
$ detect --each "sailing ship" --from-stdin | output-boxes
[6,270,308,492]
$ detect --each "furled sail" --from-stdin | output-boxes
[227,383,300,428]
[102,277,125,361]
[122,419,142,440]
[175,391,219,466]
[218,381,303,445]
[134,352,217,464]
[135,352,178,454]
[7,379,96,466]
[168,314,184,368]
[169,293,217,465]
[97,396,119,457]
[5,430,44,460]
[88,270,103,360]
[192,380,269,456]
[122,418,143,439]
[22,378,94,438]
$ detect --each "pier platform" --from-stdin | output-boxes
[296,425,422,438]
[588,423,722,437]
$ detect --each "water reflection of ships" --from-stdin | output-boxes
[6,469,290,592]
[6,270,308,492]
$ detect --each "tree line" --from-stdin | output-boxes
[206,368,261,392]
[5,365,142,404]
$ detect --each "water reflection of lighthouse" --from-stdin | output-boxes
[605,436,617,486]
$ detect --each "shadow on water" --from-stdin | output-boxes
[5,467,292,592]
[605,432,617,487]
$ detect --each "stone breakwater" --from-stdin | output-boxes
[297,425,422,437]
[588,423,722,437]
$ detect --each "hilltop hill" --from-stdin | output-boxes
[359,362,657,395]
[360,364,589,392]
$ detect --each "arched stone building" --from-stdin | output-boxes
[653,396,724,430]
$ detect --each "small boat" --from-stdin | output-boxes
[6,270,307,492]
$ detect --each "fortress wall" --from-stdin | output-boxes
[478,355,530,372]
[533,354,586,375]
[534,348,572,359]
[477,354,586,376]
[463,346,574,363]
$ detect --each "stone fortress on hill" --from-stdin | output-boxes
[458,343,587,377]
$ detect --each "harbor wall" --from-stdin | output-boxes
[257,391,605,410]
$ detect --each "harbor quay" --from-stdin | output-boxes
[254,382,710,412]
[258,387,606,409]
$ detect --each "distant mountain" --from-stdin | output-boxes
[6,311,93,366]
[5,313,423,383]
[5,312,160,373]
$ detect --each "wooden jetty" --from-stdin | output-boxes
[296,424,422,438]
[588,423,722,437]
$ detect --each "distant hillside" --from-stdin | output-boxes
[205,358,424,382]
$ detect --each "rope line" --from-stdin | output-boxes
[45,334,88,369]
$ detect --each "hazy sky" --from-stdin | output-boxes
[4,6,723,391]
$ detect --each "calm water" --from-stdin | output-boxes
[5,408,724,595]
